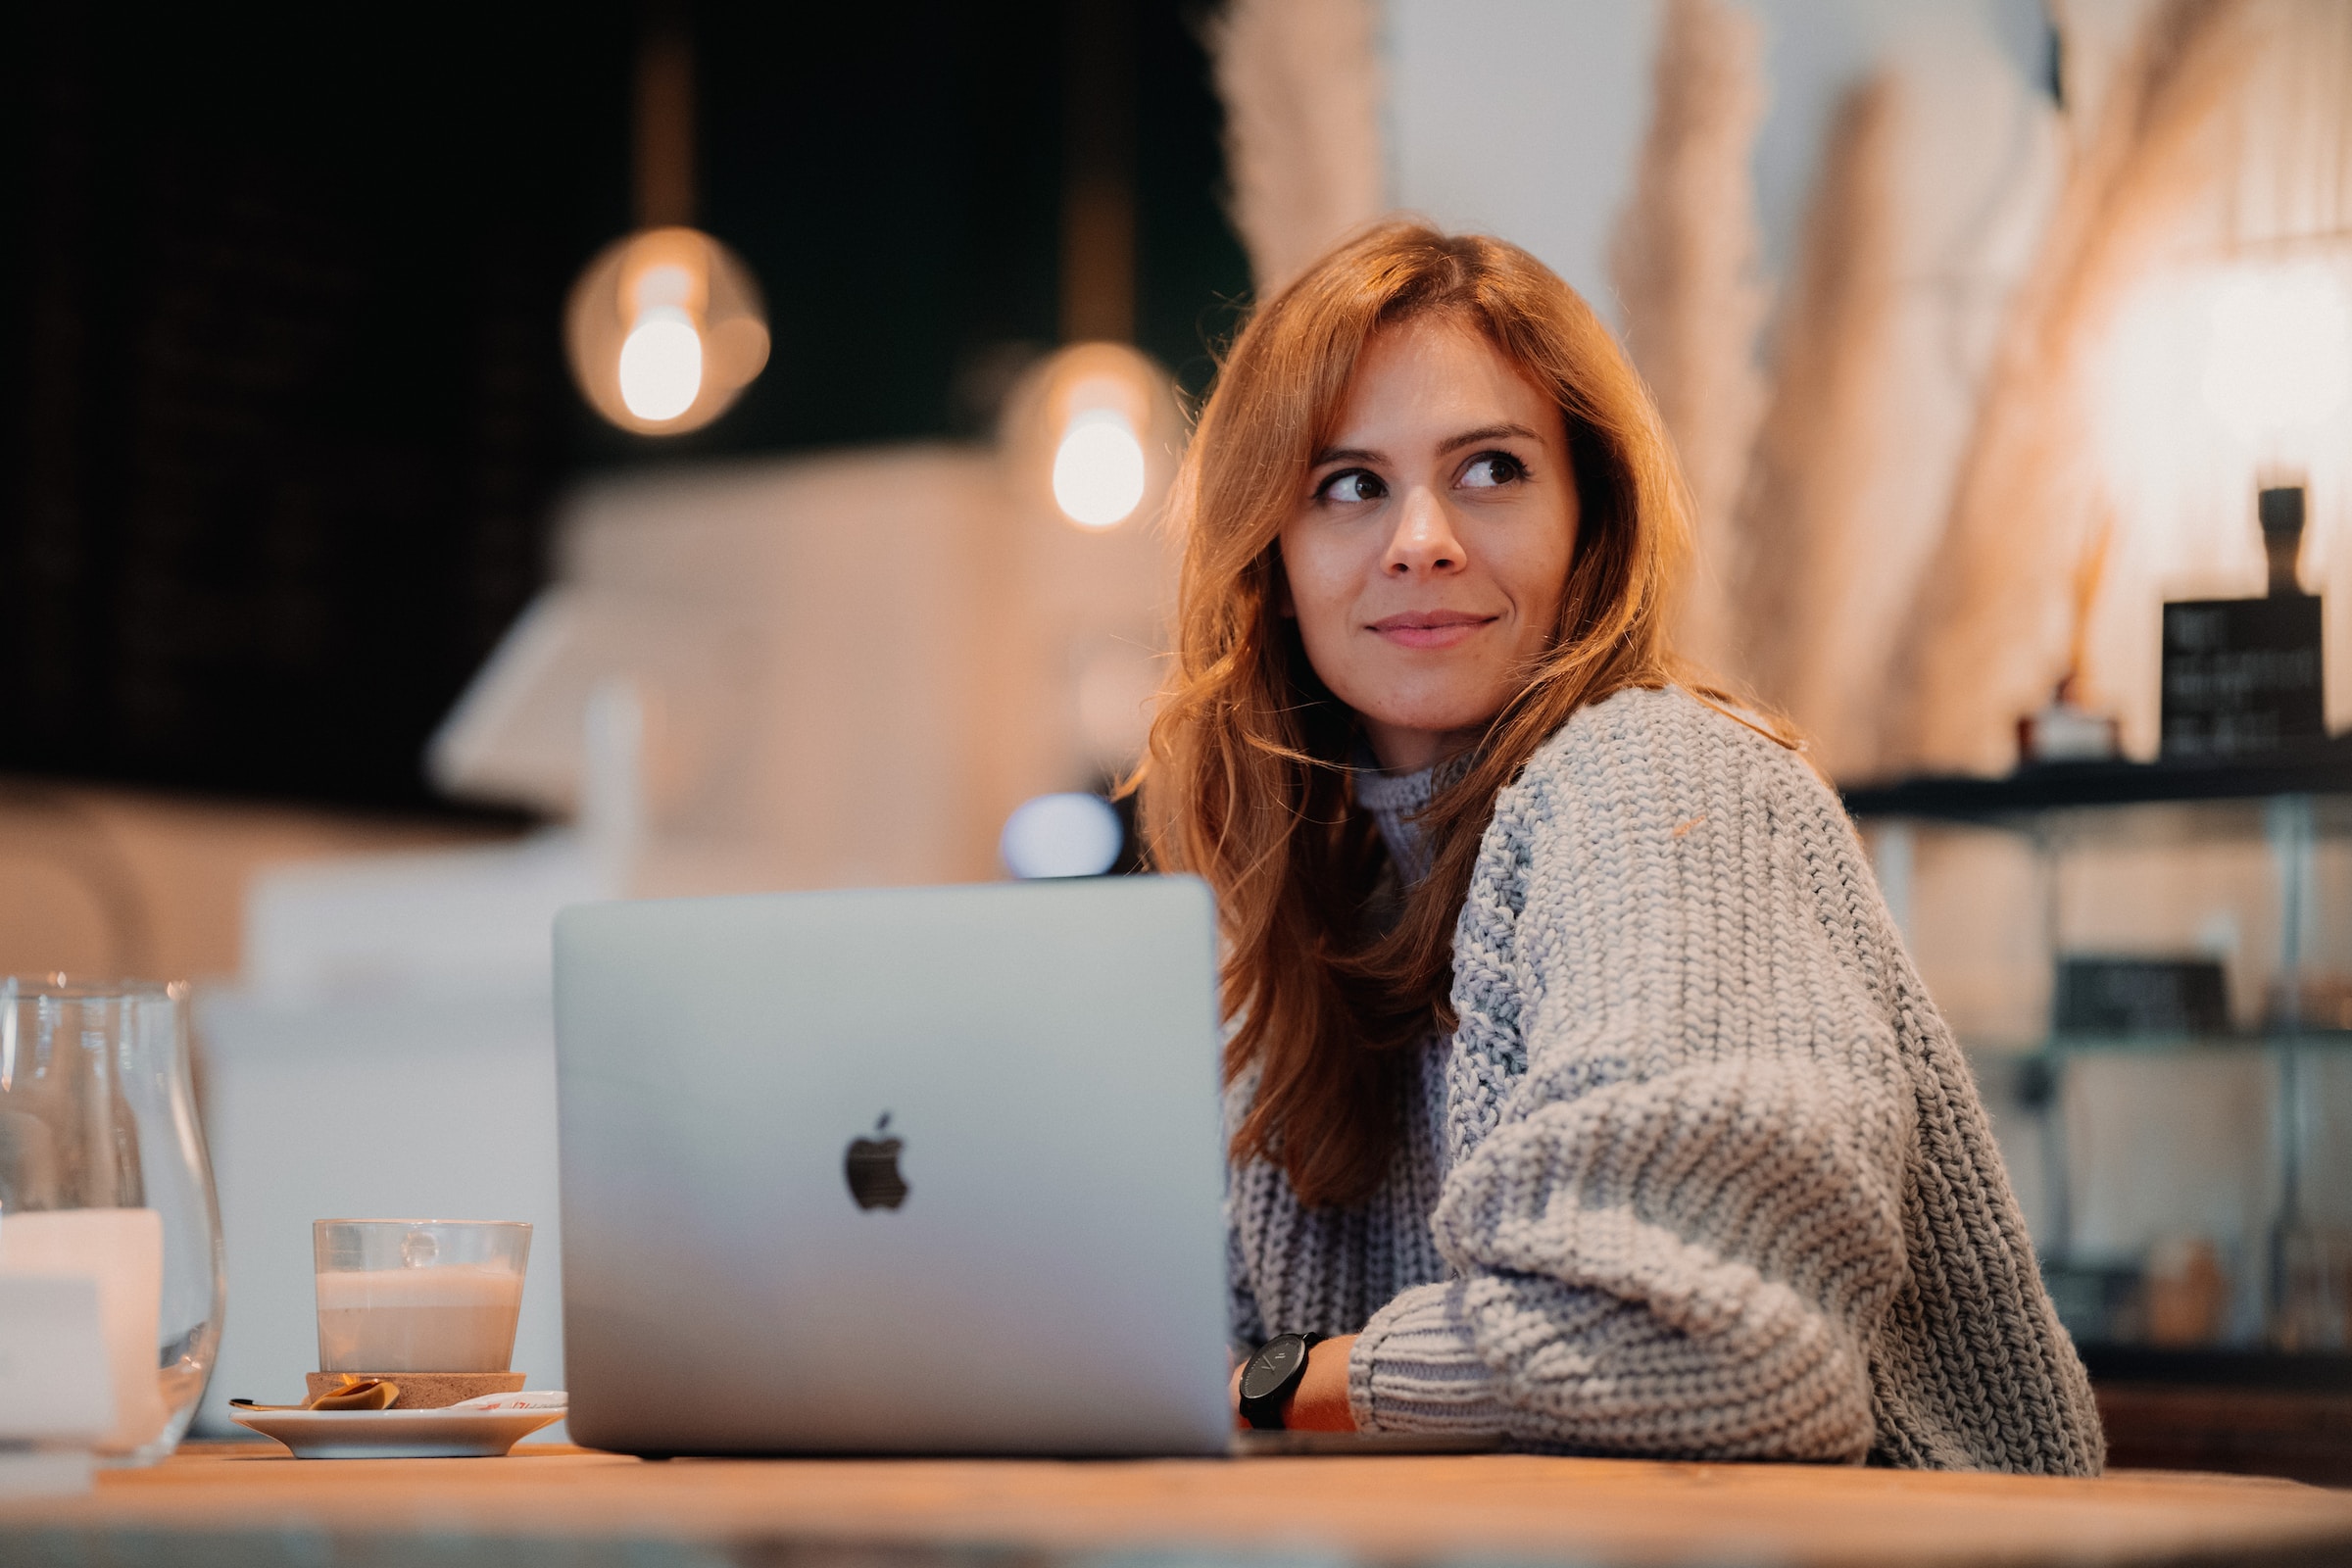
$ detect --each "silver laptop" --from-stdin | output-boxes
[552,875,1231,1455]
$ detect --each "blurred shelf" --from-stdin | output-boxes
[2088,1342,2352,1487]
[2093,1378,2352,1485]
[2081,1346,2352,1391]
[1844,739,2352,1461]
[2038,1029,2352,1054]
[1841,737,2352,820]
[1966,1033,2352,1065]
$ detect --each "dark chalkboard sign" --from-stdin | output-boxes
[2161,485,2327,762]
[2054,955,2231,1036]
[2160,595,2326,760]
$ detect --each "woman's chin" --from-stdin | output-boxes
[1355,703,1503,767]
[1355,684,1506,734]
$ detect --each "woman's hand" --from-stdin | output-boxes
[1231,1334,1359,1432]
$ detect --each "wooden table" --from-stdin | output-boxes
[6,1443,2352,1568]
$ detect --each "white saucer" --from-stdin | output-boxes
[229,1405,564,1459]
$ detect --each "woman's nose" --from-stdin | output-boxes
[1383,488,1465,575]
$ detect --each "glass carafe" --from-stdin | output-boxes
[0,976,225,1463]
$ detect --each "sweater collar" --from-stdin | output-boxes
[1353,750,1473,886]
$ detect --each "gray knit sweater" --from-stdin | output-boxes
[1224,686,2104,1472]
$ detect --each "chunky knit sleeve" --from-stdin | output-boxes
[1347,689,1933,1459]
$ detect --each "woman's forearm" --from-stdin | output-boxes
[1283,1334,1357,1430]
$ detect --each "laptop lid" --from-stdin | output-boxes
[552,875,1230,1455]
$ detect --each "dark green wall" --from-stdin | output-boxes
[0,1,1249,811]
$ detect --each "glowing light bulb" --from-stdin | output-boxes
[617,305,704,421]
[2202,265,2352,446]
[566,228,765,435]
[1051,410,1148,528]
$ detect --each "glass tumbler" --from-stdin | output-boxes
[314,1219,532,1374]
[0,976,226,1464]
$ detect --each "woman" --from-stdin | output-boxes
[1139,220,2102,1471]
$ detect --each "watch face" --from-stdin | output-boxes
[1240,1335,1308,1401]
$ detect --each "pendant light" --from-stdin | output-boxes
[565,8,767,436]
[1009,0,1176,534]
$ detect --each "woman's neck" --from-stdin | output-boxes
[1361,718,1482,774]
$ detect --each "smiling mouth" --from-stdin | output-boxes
[1367,611,1496,650]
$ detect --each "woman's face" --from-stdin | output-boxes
[1278,313,1579,773]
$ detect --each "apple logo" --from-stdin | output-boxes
[844,1111,909,1210]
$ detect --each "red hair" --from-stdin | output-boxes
[1139,220,1705,1207]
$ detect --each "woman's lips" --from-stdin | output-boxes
[1367,610,1496,650]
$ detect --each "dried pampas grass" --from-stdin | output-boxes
[1887,0,2260,776]
[1609,0,1773,682]
[1734,75,1907,775]
[1208,0,1387,295]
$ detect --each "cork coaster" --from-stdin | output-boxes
[307,1371,525,1410]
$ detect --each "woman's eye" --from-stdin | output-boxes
[1458,453,1526,489]
[1315,469,1387,504]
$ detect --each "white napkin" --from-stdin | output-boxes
[449,1391,567,1412]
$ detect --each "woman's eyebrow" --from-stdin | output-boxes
[1437,421,1542,455]
[1310,421,1541,467]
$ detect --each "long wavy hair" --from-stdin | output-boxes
[1137,220,1711,1208]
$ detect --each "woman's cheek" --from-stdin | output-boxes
[1295,557,1357,650]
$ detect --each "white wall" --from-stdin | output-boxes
[1746,0,2049,276]
[1385,0,2053,327]
[1386,0,1659,324]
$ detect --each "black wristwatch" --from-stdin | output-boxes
[1237,1332,1326,1431]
